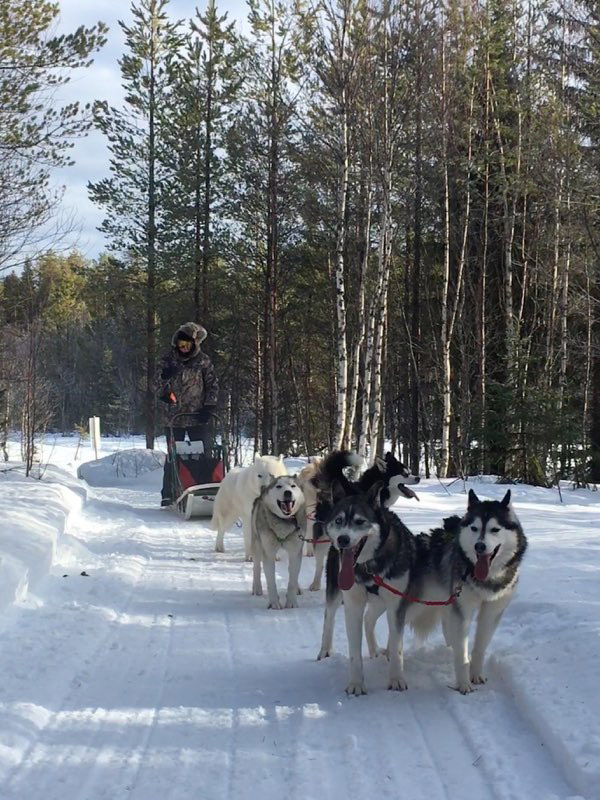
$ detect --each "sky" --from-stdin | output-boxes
[54,0,248,261]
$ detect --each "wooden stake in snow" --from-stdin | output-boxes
[89,417,100,461]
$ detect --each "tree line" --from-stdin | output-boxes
[2,0,600,485]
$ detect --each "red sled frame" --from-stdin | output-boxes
[165,411,228,519]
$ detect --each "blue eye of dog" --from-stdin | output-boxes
[335,516,343,525]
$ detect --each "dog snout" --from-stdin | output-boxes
[283,489,293,501]
[337,534,350,548]
[474,541,487,555]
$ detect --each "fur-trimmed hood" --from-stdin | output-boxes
[171,322,207,359]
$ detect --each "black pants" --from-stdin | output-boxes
[161,423,213,501]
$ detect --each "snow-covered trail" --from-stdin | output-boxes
[0,483,578,800]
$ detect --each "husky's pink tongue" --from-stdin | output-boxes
[474,553,491,581]
[338,548,355,590]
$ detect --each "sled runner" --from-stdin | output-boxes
[165,412,228,519]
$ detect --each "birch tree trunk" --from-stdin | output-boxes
[368,202,392,462]
[145,16,158,450]
[345,160,372,450]
[439,13,474,477]
[265,4,280,454]
[201,58,213,325]
[332,83,350,450]
[409,0,423,475]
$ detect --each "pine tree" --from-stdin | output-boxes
[0,0,106,271]
[88,0,184,448]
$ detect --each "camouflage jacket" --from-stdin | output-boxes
[158,322,219,428]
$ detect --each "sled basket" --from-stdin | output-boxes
[165,412,228,519]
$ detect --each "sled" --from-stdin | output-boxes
[165,412,228,519]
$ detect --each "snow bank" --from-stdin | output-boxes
[77,448,164,487]
[0,465,85,611]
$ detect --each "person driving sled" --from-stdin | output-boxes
[158,321,219,506]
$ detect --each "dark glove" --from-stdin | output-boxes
[197,405,215,424]
[161,363,177,380]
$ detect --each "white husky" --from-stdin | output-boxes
[212,454,288,560]
[251,475,306,609]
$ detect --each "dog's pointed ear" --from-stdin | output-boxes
[331,478,347,505]
[254,452,262,462]
[366,480,383,509]
[467,489,479,508]
[374,455,386,473]
[501,489,511,506]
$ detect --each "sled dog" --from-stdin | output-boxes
[212,454,288,560]
[317,482,426,695]
[300,451,420,592]
[361,489,528,693]
[251,475,306,609]
[322,487,527,696]
[429,489,528,693]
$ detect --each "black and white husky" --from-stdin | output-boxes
[251,475,306,610]
[299,451,420,592]
[430,489,528,693]
[317,484,428,695]
[321,486,528,695]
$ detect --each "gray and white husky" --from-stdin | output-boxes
[251,475,306,610]
[318,486,527,696]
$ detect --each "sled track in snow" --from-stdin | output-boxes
[0,484,584,800]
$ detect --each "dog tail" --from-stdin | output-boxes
[411,606,441,641]
[317,450,362,490]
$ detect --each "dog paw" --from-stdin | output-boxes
[251,586,263,596]
[215,544,225,553]
[308,581,321,592]
[372,647,388,659]
[470,672,486,685]
[268,600,282,610]
[388,677,408,691]
[345,681,367,697]
[285,597,298,609]
[317,648,331,660]
[244,554,253,562]
[455,681,474,695]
